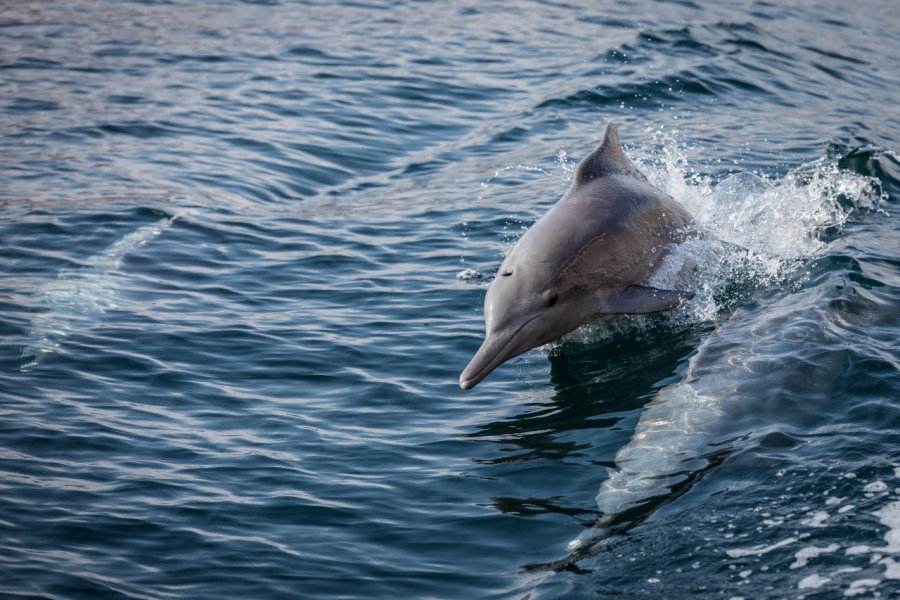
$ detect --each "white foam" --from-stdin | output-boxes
[844,578,880,597]
[21,215,176,369]
[640,135,886,322]
[875,500,900,553]
[804,480,900,591]
[849,500,900,558]
[455,267,483,281]
[726,536,797,558]
[881,557,900,580]
[791,544,840,569]
[799,573,831,590]
[801,511,830,528]
[864,481,888,494]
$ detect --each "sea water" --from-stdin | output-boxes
[1,1,898,598]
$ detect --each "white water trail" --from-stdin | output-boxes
[21,215,177,370]
[591,298,792,517]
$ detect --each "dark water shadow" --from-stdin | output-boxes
[468,316,709,467]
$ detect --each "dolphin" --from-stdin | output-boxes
[460,123,695,390]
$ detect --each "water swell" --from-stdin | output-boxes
[536,21,788,113]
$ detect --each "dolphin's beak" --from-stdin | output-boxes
[459,334,507,390]
[459,317,539,390]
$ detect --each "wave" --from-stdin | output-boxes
[529,139,888,573]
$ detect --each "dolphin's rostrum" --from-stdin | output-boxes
[460,123,695,390]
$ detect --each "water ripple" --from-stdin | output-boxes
[0,1,898,599]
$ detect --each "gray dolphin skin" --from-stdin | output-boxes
[460,123,695,390]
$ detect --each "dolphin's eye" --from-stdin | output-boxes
[502,270,513,277]
[547,294,558,307]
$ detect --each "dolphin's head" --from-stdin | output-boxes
[459,259,592,390]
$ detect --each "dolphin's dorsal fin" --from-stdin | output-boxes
[573,123,646,185]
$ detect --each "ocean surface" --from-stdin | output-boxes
[1,1,898,598]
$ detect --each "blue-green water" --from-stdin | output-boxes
[1,1,899,598]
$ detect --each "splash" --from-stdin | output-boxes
[557,137,886,566]
[21,215,177,370]
[643,133,885,321]
[552,133,885,350]
[658,131,880,242]
[455,267,483,282]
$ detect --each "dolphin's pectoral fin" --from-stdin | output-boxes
[600,285,694,314]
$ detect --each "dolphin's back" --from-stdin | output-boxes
[508,135,692,292]
[563,174,692,289]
